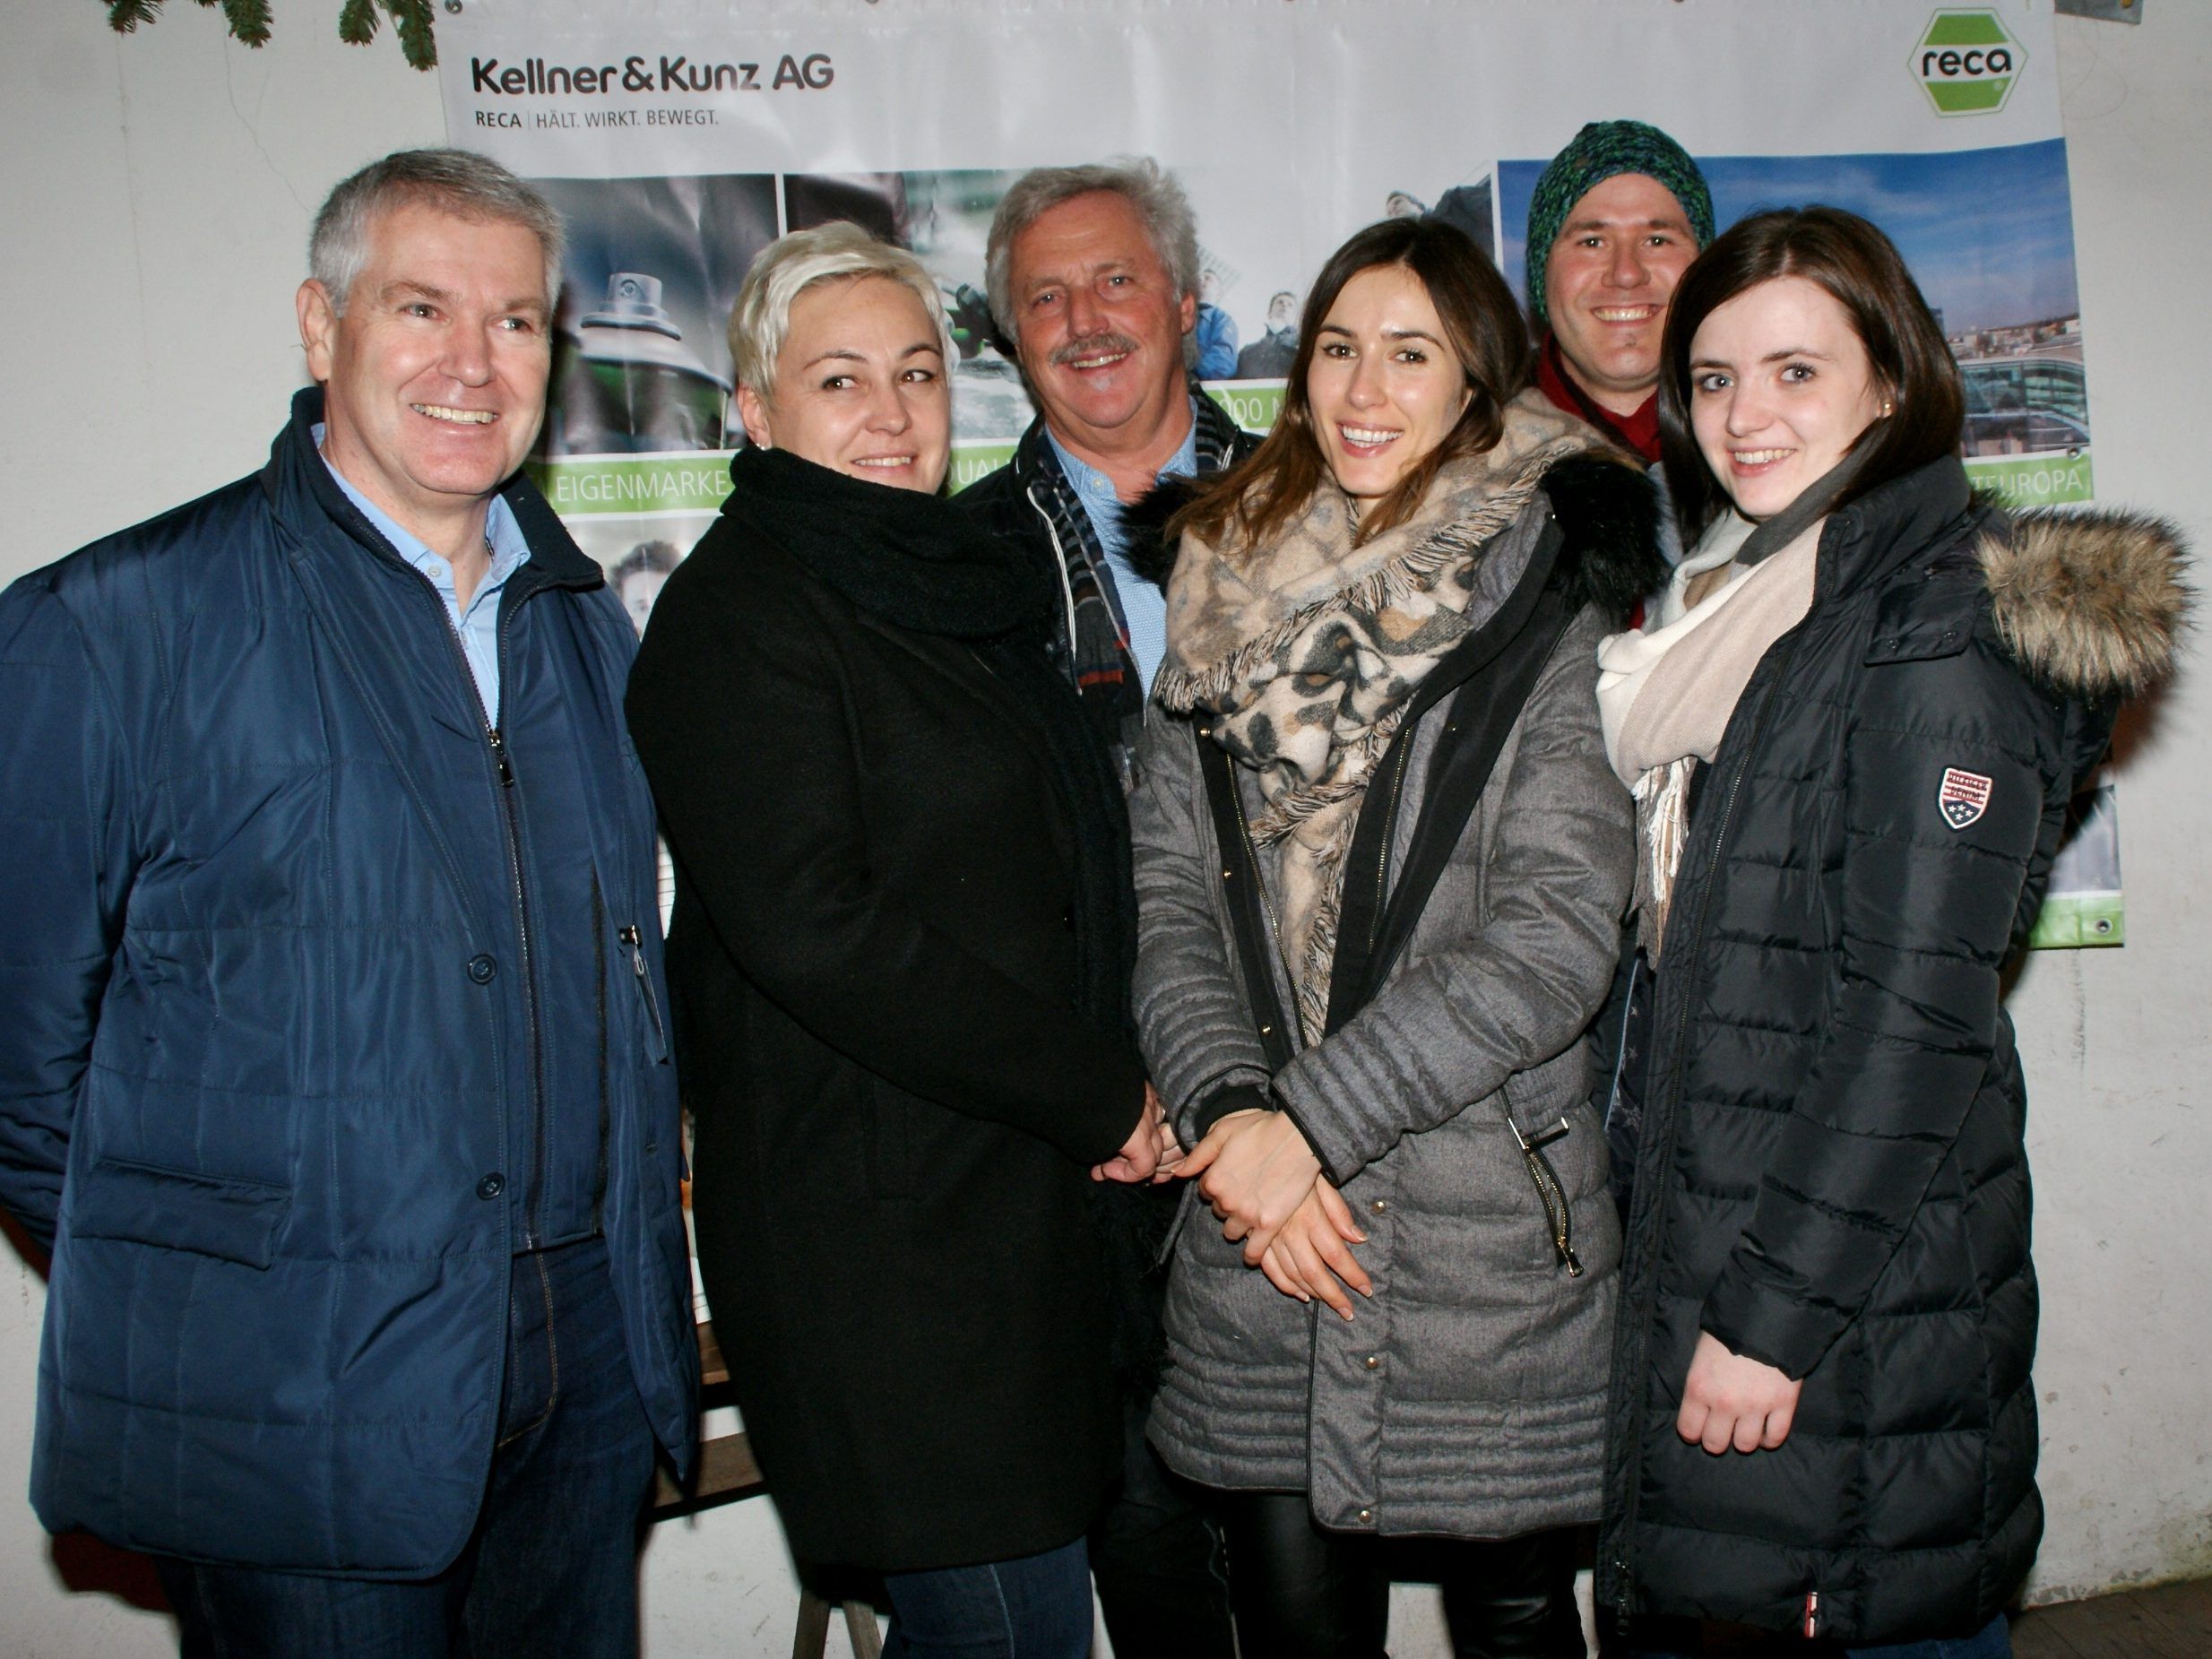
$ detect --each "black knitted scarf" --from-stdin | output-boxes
[723,444,1136,1033]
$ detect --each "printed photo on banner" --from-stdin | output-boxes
[523,174,773,607]
[532,173,775,459]
[2035,778,2123,948]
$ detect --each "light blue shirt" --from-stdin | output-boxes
[317,428,530,726]
[1046,404,1201,694]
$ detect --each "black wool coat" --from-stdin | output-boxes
[1598,459,2190,1643]
[626,451,1150,1574]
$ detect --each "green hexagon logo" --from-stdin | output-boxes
[1913,9,2026,116]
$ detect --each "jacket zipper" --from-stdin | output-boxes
[1364,734,1415,965]
[1024,481,1084,672]
[618,922,669,1059]
[420,579,548,1251]
[1508,1107,1586,1275]
[1228,773,1301,1038]
[591,874,609,1231]
[1609,625,1806,1615]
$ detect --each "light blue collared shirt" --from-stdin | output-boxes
[1045,404,1201,694]
[317,427,530,726]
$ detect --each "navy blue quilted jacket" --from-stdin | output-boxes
[0,388,696,1575]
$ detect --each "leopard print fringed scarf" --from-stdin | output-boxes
[1155,390,1601,1041]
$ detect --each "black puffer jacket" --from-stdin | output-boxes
[1597,459,2189,1643]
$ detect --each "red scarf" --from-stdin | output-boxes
[1535,332,1661,463]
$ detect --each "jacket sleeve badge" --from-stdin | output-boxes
[1938,766,1993,830]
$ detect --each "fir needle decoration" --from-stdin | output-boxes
[102,0,442,71]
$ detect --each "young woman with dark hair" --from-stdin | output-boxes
[1594,207,2188,1657]
[1652,205,1966,543]
[1130,216,1664,1657]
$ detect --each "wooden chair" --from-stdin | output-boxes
[651,1323,883,1659]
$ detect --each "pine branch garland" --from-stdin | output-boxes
[337,0,379,48]
[216,0,273,49]
[387,0,438,71]
[102,0,164,31]
[100,0,437,69]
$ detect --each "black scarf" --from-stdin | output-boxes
[730,442,1050,636]
[722,445,1136,1031]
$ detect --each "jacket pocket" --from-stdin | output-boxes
[69,1157,289,1269]
[618,922,670,1063]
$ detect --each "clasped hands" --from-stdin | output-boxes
[1092,1093,1371,1318]
[1177,1108,1372,1320]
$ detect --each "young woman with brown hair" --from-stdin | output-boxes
[1130,215,1664,1657]
[1594,207,2188,1657]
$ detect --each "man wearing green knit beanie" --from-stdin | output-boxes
[1525,119,1714,469]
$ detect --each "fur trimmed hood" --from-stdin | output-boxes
[1980,508,2192,699]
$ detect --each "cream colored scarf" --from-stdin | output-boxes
[1595,511,1822,958]
[1156,389,1603,1040]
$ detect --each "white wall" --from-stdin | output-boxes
[0,3,2205,1653]
[1996,8,2212,1602]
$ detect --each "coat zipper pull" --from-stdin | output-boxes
[619,922,670,1060]
[486,727,515,787]
[1803,1591,1821,1638]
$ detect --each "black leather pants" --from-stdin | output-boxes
[1091,1395,1236,1658]
[1211,1490,1583,1659]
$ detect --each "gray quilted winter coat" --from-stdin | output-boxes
[1132,460,1659,1537]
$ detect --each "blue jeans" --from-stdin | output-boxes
[1629,1611,2012,1659]
[1844,1615,2012,1659]
[156,1235,657,1658]
[880,1537,1093,1659]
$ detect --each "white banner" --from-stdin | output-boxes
[437,0,2112,945]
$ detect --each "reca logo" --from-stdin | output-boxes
[1914,10,2024,115]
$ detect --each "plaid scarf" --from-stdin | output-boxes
[1010,391,1251,759]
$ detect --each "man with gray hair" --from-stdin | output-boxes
[965,155,1257,777]
[0,147,696,1655]
[959,156,1247,1659]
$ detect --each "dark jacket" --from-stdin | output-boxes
[625,447,1150,1574]
[1598,460,2190,1642]
[955,399,1262,1395]
[0,388,697,1575]
[1132,455,1663,1535]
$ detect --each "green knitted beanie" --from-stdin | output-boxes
[1525,120,1714,324]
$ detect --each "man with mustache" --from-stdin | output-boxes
[966,159,1257,774]
[959,157,1252,1657]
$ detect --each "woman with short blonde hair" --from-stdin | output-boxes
[630,223,1165,1659]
